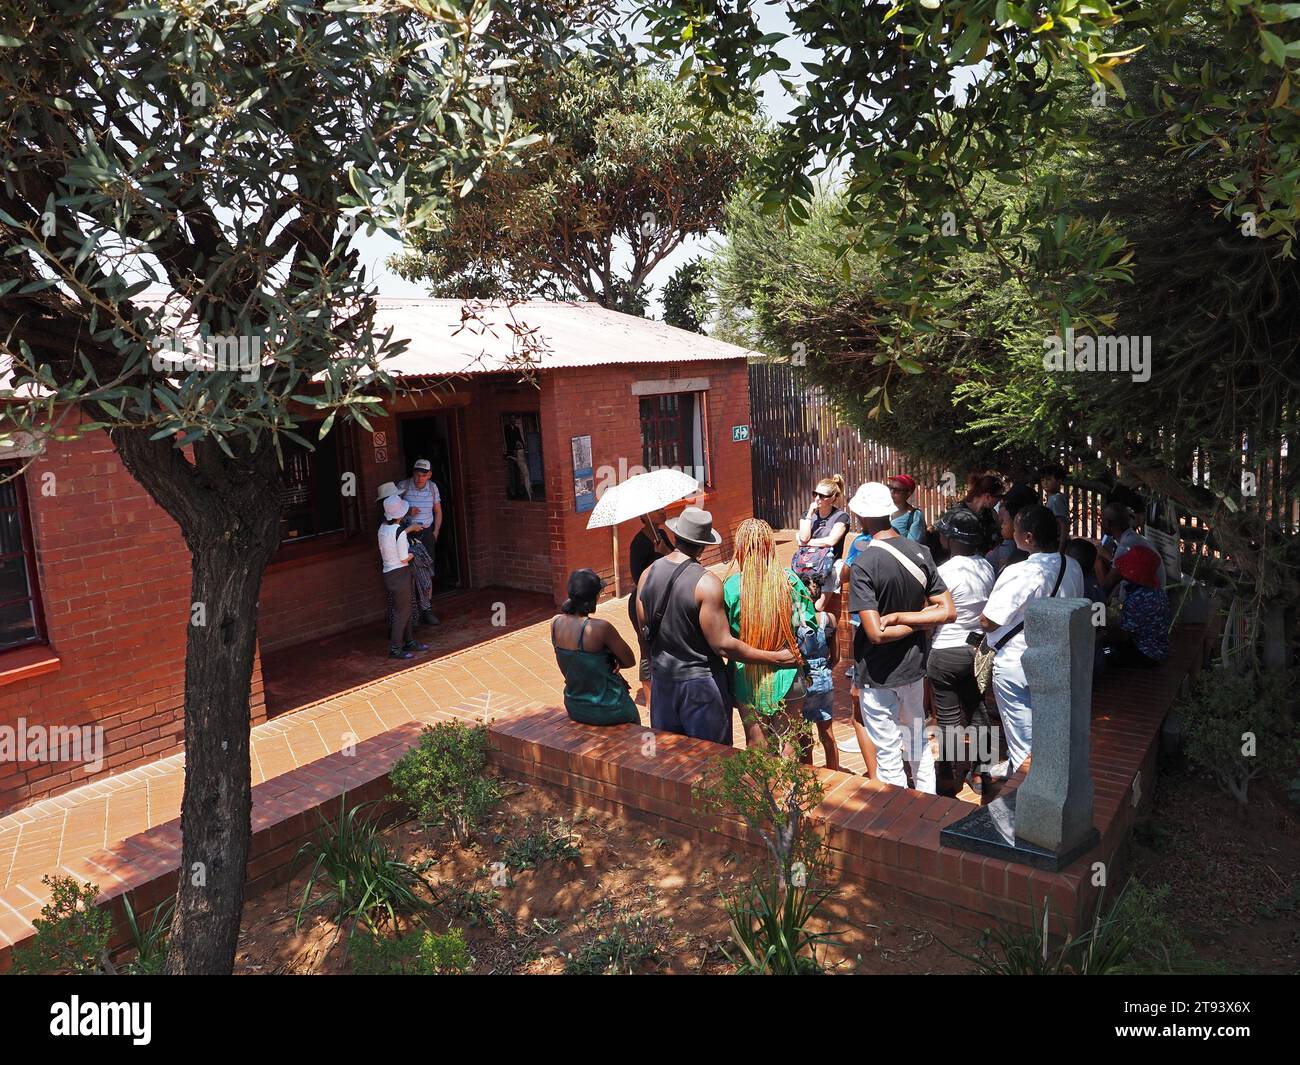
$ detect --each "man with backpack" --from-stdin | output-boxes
[847,482,955,792]
[636,507,797,745]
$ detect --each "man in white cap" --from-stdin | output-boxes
[636,507,797,745]
[396,458,442,625]
[846,482,954,792]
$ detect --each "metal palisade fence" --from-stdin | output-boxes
[747,360,949,531]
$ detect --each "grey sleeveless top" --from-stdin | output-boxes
[637,557,725,682]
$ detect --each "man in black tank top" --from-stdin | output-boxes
[636,508,797,745]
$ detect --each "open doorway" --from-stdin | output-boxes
[398,412,466,593]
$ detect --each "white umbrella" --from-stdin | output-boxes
[585,468,701,596]
[585,467,701,530]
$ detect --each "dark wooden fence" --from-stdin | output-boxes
[748,362,1295,569]
[748,361,950,530]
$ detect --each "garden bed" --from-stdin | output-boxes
[1130,767,1299,975]
[230,778,978,975]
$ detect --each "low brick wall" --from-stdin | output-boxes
[0,722,427,972]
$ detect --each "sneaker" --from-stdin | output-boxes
[402,641,429,653]
[389,648,415,660]
[420,611,440,626]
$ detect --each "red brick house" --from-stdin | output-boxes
[0,300,755,812]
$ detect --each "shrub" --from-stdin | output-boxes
[389,722,503,842]
[10,876,112,975]
[948,878,1211,975]
[351,926,472,975]
[563,914,670,975]
[696,729,838,975]
[501,819,583,871]
[724,876,838,975]
[121,892,176,976]
[1178,663,1299,810]
[292,801,428,936]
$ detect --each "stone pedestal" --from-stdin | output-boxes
[941,596,1099,872]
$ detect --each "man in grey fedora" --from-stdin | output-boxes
[636,507,796,745]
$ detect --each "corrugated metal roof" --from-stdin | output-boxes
[373,298,759,376]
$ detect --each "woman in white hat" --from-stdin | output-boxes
[378,495,429,660]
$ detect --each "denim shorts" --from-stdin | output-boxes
[802,689,834,723]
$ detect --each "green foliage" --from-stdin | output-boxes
[9,876,111,975]
[432,884,509,930]
[501,819,583,871]
[723,876,837,975]
[350,926,472,976]
[292,801,428,936]
[704,32,1300,619]
[562,914,670,975]
[647,1,1300,337]
[660,257,709,332]
[0,0,557,452]
[950,878,1210,975]
[121,892,176,976]
[1178,663,1300,810]
[695,727,826,882]
[393,62,761,309]
[695,729,838,975]
[389,722,504,843]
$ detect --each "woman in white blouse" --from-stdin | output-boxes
[978,504,1085,778]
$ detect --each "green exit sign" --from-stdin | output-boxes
[732,424,751,442]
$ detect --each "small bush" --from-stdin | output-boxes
[501,819,582,871]
[351,926,472,975]
[389,722,503,842]
[9,876,112,975]
[723,877,837,975]
[121,892,176,976]
[292,800,428,936]
[563,914,670,975]
[1178,663,1298,810]
[696,730,838,975]
[949,878,1210,975]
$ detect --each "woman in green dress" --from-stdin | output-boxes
[724,519,814,750]
[551,569,640,726]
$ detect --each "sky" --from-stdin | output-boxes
[352,3,819,312]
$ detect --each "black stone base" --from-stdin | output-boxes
[939,790,1100,872]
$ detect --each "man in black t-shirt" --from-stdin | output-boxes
[847,482,954,793]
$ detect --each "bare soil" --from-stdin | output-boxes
[231,779,978,975]
[1130,764,1300,974]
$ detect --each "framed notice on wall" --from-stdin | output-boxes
[571,434,595,513]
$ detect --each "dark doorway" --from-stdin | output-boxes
[399,412,466,592]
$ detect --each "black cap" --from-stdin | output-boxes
[935,506,985,546]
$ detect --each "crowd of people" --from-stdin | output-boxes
[548,469,1174,798]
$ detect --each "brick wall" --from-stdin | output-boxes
[542,359,753,605]
[0,428,267,814]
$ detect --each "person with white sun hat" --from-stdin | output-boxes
[846,481,954,793]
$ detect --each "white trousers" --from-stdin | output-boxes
[858,679,935,793]
[992,654,1032,772]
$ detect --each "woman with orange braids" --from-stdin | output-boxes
[723,518,816,747]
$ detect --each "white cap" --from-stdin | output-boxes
[848,481,895,518]
[383,496,410,520]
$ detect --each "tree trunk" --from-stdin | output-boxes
[109,426,281,974]
[164,534,274,973]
